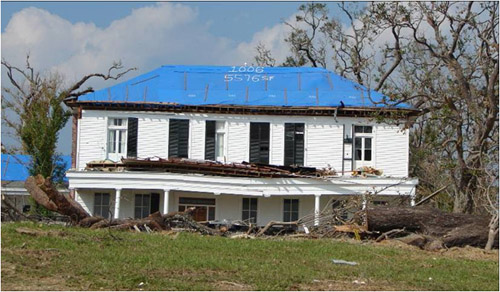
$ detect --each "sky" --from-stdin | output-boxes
[1,1,355,155]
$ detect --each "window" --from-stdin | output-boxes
[178,197,216,222]
[205,121,226,161]
[283,199,299,222]
[354,125,372,134]
[354,125,373,162]
[249,122,270,164]
[135,194,150,219]
[94,193,110,218]
[284,123,305,166]
[108,118,127,159]
[169,119,190,158]
[134,193,160,219]
[242,198,258,223]
[107,117,138,160]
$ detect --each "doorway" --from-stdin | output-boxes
[178,197,216,222]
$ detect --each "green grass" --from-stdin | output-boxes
[1,222,498,291]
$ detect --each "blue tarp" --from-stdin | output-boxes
[78,65,412,109]
[1,154,71,182]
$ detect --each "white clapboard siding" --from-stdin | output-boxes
[227,121,249,163]
[78,115,106,169]
[271,122,284,165]
[306,121,343,170]
[137,117,168,158]
[375,124,408,177]
[190,118,205,160]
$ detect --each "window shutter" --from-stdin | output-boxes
[127,117,138,158]
[295,124,304,166]
[169,119,190,158]
[249,123,270,164]
[284,124,295,166]
[249,123,261,163]
[284,123,304,166]
[205,121,216,160]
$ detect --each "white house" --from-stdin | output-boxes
[65,65,419,226]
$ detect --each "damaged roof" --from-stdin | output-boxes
[85,157,338,179]
[74,65,413,109]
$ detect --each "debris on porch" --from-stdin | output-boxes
[85,157,339,179]
[351,166,383,177]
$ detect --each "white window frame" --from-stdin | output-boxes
[107,118,128,162]
[353,125,373,168]
[215,121,227,162]
[241,197,258,223]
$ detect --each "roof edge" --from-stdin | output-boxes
[65,100,421,117]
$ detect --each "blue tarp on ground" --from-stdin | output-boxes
[1,154,71,182]
[78,65,412,109]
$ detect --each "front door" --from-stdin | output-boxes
[178,197,216,222]
[192,206,208,222]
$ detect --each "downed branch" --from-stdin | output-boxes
[375,228,407,242]
[256,221,298,237]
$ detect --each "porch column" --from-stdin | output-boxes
[114,188,122,219]
[163,189,170,214]
[314,194,321,226]
[362,194,367,210]
[410,187,416,207]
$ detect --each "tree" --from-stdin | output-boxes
[2,55,135,213]
[256,2,499,215]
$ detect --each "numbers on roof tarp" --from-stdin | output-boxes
[229,65,264,73]
[224,74,275,82]
[224,65,273,83]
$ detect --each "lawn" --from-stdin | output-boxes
[1,222,498,291]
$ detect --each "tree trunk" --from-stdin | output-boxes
[485,213,499,251]
[359,206,497,248]
[25,175,90,223]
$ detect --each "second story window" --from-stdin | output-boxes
[107,118,127,160]
[354,125,373,164]
[284,123,305,166]
[169,119,190,158]
[205,121,226,162]
[249,122,270,164]
[107,117,138,161]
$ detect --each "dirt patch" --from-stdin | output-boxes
[372,239,498,261]
[2,275,69,291]
[15,227,67,237]
[292,278,414,291]
[439,246,499,261]
[148,268,225,278]
[212,280,253,291]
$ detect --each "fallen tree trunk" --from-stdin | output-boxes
[25,175,90,223]
[23,175,220,235]
[358,206,498,248]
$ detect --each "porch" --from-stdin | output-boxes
[68,170,418,226]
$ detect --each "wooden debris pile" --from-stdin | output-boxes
[86,157,335,179]
[352,166,383,177]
